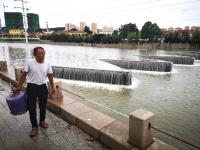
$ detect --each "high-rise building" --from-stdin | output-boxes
[65,23,78,31]
[4,12,23,31]
[101,26,114,34]
[27,13,40,32]
[80,22,86,31]
[91,23,97,34]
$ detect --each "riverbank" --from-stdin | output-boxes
[35,41,199,51]
[1,40,200,51]
[39,40,200,51]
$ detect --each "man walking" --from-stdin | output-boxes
[17,46,55,137]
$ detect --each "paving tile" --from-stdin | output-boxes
[77,110,116,139]
[59,126,109,150]
[48,132,77,150]
[32,133,60,150]
[100,121,134,150]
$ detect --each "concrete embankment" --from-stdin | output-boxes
[0,62,177,150]
[1,40,200,50]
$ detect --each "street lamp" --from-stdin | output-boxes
[14,0,29,43]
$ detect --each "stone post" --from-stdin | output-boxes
[129,109,155,150]
[48,80,63,100]
[0,61,8,72]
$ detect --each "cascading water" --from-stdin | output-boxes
[142,55,195,65]
[52,66,132,85]
[167,52,200,60]
[102,59,173,72]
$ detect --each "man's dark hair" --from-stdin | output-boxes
[33,47,45,56]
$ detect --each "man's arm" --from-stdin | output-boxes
[47,73,55,95]
[16,72,27,90]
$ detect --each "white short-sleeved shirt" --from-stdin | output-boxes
[24,59,53,85]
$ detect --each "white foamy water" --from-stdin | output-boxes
[60,77,139,92]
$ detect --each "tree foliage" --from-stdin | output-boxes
[41,33,120,44]
[164,31,190,43]
[84,26,92,34]
[140,21,161,42]
[119,23,139,40]
[191,30,200,44]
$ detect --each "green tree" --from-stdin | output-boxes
[164,31,190,43]
[112,30,119,36]
[191,30,200,44]
[92,34,104,43]
[140,21,161,42]
[119,23,139,40]
[180,31,190,43]
[127,32,139,43]
[84,26,92,34]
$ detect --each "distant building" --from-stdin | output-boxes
[27,13,40,32]
[55,30,87,36]
[80,22,86,31]
[65,23,78,31]
[161,28,167,32]
[168,27,174,32]
[175,27,183,31]
[191,26,200,31]
[9,29,24,35]
[42,27,65,32]
[100,26,114,34]
[185,26,190,30]
[4,12,23,31]
[91,23,97,34]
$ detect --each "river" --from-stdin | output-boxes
[0,42,200,150]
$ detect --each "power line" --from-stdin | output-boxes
[32,0,200,16]
[32,0,163,12]
[40,0,200,17]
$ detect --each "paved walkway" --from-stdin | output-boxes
[0,79,109,150]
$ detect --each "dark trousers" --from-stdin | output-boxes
[26,83,48,128]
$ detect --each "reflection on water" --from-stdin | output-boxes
[0,42,200,150]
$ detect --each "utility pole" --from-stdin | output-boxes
[0,4,8,38]
[14,0,29,43]
[46,21,49,32]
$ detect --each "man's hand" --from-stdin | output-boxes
[14,71,27,94]
[51,87,56,95]
[47,73,55,95]
[13,84,23,94]
[16,84,23,91]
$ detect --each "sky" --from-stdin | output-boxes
[0,0,200,30]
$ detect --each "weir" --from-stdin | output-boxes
[142,55,195,65]
[102,59,173,72]
[52,66,132,85]
[171,52,200,60]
